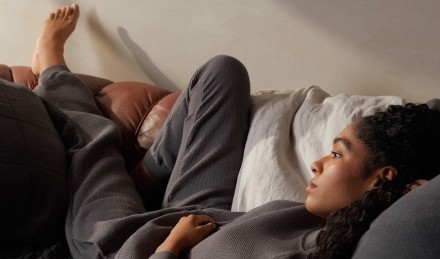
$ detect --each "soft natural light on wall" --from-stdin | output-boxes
[0,0,439,101]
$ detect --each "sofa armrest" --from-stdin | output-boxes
[95,81,180,169]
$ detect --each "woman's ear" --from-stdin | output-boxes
[371,166,398,187]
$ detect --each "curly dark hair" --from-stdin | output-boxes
[309,103,440,259]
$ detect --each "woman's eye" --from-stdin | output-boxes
[331,151,341,158]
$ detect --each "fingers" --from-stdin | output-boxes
[194,217,217,236]
[408,179,429,190]
[413,179,429,186]
[177,214,217,236]
[155,214,217,256]
[182,214,215,226]
[405,179,429,194]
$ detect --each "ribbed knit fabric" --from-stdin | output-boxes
[34,56,325,259]
[144,55,251,210]
[148,201,324,259]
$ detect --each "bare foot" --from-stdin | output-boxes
[31,4,80,76]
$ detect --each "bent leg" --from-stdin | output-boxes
[144,55,251,210]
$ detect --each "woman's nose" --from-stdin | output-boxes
[310,158,323,175]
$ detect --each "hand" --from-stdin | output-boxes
[404,179,429,194]
[407,179,429,190]
[155,214,217,256]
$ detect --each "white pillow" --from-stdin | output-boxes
[231,86,405,212]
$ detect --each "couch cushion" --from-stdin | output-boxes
[0,79,67,255]
[95,81,177,170]
[352,101,440,259]
[352,174,440,258]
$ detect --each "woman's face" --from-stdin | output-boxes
[305,123,379,218]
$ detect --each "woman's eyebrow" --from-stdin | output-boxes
[333,137,352,151]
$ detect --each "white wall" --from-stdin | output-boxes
[1,0,439,101]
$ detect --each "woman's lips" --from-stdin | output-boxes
[306,180,317,192]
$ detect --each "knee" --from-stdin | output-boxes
[206,55,248,77]
[201,55,250,92]
[207,55,245,68]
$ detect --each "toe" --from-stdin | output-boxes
[55,8,63,18]
[71,4,80,18]
[62,7,70,19]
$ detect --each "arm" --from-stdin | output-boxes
[154,214,217,257]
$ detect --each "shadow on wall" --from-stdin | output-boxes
[275,0,440,84]
[85,8,136,83]
[117,27,179,92]
[85,8,178,92]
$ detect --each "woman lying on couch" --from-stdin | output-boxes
[2,4,439,259]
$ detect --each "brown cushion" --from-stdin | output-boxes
[137,91,181,149]
[95,81,179,169]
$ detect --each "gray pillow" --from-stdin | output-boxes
[425,98,440,111]
[0,79,67,256]
[352,174,440,259]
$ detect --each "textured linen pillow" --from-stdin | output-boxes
[232,86,405,212]
[0,79,67,255]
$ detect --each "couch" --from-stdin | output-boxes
[1,64,439,258]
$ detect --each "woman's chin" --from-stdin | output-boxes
[305,200,329,218]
